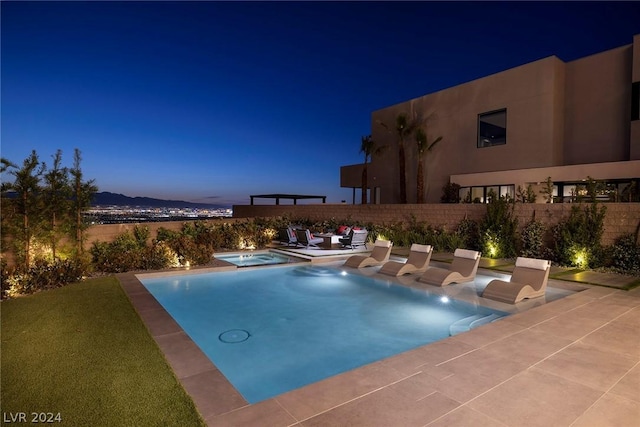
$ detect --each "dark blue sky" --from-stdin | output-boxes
[3,1,640,207]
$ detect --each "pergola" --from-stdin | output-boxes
[249,194,327,205]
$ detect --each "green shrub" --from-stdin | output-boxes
[520,216,546,258]
[90,232,143,273]
[607,233,640,274]
[455,217,481,251]
[142,241,179,270]
[479,192,518,258]
[91,226,176,273]
[551,203,606,268]
[2,258,86,298]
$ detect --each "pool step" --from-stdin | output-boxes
[449,313,502,336]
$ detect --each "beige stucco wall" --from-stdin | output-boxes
[563,44,632,164]
[83,218,243,250]
[370,56,567,204]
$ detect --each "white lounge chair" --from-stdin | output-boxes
[481,257,551,303]
[343,240,393,268]
[418,248,481,287]
[379,244,432,276]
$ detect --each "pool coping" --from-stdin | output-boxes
[118,262,640,427]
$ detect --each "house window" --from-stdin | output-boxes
[632,82,639,121]
[499,185,515,200]
[478,109,507,147]
[459,185,515,203]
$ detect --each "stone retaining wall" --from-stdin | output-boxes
[232,203,640,246]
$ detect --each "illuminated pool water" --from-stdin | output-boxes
[139,264,509,403]
[217,252,295,267]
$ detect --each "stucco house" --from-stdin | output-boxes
[341,34,640,204]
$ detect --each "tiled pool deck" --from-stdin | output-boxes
[119,254,640,427]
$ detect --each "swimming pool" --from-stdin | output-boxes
[139,264,509,403]
[217,252,295,267]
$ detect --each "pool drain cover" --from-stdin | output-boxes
[219,329,250,343]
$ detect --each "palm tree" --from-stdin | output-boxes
[379,113,416,204]
[415,127,443,204]
[359,135,385,204]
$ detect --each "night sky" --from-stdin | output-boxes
[2,1,640,207]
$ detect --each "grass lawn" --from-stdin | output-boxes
[1,277,205,426]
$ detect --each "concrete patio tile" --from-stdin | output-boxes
[432,349,530,403]
[580,321,640,358]
[136,306,183,336]
[154,332,217,379]
[467,368,603,427]
[448,318,525,348]
[616,306,640,324]
[601,290,640,303]
[609,363,640,403]
[481,329,574,366]
[300,388,460,427]
[180,369,248,420]
[388,371,441,401]
[529,309,611,341]
[564,297,639,322]
[502,297,589,328]
[535,342,637,391]
[206,399,297,427]
[571,286,619,299]
[571,393,640,427]
[380,337,477,375]
[275,361,406,421]
[426,405,508,427]
[627,286,640,297]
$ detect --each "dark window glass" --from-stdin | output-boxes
[632,82,639,121]
[478,109,507,147]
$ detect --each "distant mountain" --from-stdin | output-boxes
[91,192,227,209]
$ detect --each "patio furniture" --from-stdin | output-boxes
[339,229,368,249]
[418,248,481,287]
[336,225,351,236]
[379,243,432,276]
[277,227,297,246]
[315,233,343,249]
[295,229,324,248]
[481,257,551,303]
[343,240,393,268]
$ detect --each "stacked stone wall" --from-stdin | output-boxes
[232,203,640,246]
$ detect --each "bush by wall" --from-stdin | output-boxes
[1,258,87,299]
[607,233,640,274]
[520,215,546,259]
[551,203,607,268]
